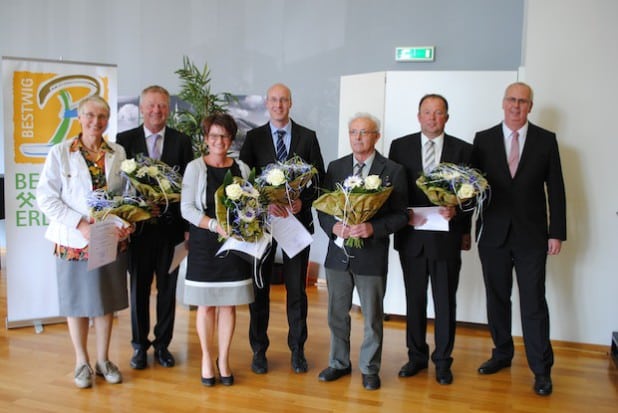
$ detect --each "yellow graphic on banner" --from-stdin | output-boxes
[12,71,110,164]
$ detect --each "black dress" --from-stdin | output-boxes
[183,162,254,306]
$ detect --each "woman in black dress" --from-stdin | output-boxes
[180,113,254,386]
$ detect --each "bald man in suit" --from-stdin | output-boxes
[239,83,325,375]
[472,82,566,396]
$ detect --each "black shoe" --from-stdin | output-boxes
[362,374,381,390]
[130,349,147,370]
[291,350,308,373]
[436,368,453,385]
[251,352,268,374]
[478,358,511,374]
[398,361,428,377]
[201,376,216,387]
[318,366,352,382]
[534,375,552,396]
[155,348,175,367]
[216,358,234,386]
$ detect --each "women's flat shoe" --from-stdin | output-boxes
[201,376,216,387]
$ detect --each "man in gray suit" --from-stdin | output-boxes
[316,113,408,390]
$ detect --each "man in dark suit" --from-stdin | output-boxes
[472,82,566,396]
[316,113,408,390]
[116,85,194,370]
[239,83,325,374]
[389,94,472,385]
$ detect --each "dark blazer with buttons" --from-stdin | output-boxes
[239,120,325,233]
[471,122,566,248]
[318,151,408,275]
[389,132,473,261]
[116,125,194,243]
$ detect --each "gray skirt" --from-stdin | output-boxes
[56,252,129,317]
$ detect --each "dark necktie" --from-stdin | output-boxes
[275,129,287,162]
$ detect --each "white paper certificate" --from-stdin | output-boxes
[216,236,271,259]
[87,220,119,271]
[168,242,188,274]
[410,206,449,231]
[270,214,313,258]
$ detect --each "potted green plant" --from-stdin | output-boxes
[169,56,235,157]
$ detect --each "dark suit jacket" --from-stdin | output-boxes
[318,151,408,275]
[389,133,473,261]
[471,122,566,248]
[116,125,194,243]
[239,120,325,233]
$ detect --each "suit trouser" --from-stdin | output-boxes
[249,240,309,354]
[399,253,460,370]
[478,239,554,375]
[128,224,178,351]
[325,268,386,375]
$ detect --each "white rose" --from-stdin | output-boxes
[121,159,137,174]
[364,175,382,190]
[457,183,475,199]
[225,183,243,200]
[146,166,159,177]
[266,168,286,186]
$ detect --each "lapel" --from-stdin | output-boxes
[368,151,387,177]
[516,122,537,176]
[261,123,278,160]
[134,126,149,157]
[288,120,300,160]
[441,135,456,163]
[491,126,512,179]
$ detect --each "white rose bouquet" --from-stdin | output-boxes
[416,162,489,210]
[120,154,182,209]
[255,155,318,206]
[313,174,393,248]
[215,170,268,242]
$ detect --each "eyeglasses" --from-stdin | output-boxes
[504,97,531,106]
[267,97,291,104]
[207,133,232,140]
[348,129,378,137]
[82,112,109,121]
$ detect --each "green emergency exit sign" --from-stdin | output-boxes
[395,46,435,62]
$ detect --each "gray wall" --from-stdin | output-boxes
[0,0,524,166]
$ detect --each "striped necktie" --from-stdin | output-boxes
[354,162,365,177]
[275,129,287,162]
[424,140,436,173]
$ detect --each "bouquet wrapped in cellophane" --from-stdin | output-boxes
[313,174,393,248]
[120,154,182,208]
[255,155,318,206]
[416,162,489,211]
[215,170,269,242]
[88,189,152,227]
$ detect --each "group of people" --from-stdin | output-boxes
[36,81,565,398]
